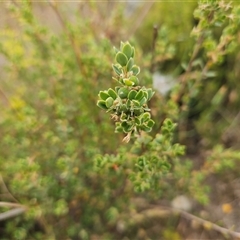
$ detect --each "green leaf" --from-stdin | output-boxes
[120,41,125,51]
[129,76,139,86]
[113,46,119,53]
[115,86,121,93]
[131,47,135,58]
[115,125,124,133]
[121,121,133,133]
[135,89,144,101]
[118,87,129,99]
[143,91,148,99]
[122,43,133,59]
[119,104,128,112]
[123,78,134,86]
[165,118,174,128]
[112,64,122,76]
[147,119,155,128]
[141,112,151,121]
[146,88,155,100]
[132,100,140,107]
[98,91,109,100]
[97,100,108,110]
[105,97,114,108]
[131,65,140,75]
[140,124,152,132]
[135,117,141,125]
[126,58,134,72]
[108,88,118,99]
[128,90,138,100]
[134,108,143,116]
[139,97,147,106]
[126,99,131,108]
[120,113,127,121]
[115,52,128,66]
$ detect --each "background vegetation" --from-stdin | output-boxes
[1,1,240,239]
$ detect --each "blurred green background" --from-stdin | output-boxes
[1,1,240,239]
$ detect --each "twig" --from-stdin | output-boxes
[128,203,240,239]
[0,208,27,221]
[0,201,28,221]
[0,202,26,208]
[185,34,205,76]
[0,175,19,203]
[176,207,240,239]
[150,24,159,73]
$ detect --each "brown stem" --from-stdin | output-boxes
[125,201,240,238]
[150,25,159,73]
[0,175,19,203]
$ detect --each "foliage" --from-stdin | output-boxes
[95,118,185,195]
[0,1,240,240]
[0,2,130,239]
[97,41,155,142]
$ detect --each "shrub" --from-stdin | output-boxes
[1,1,240,239]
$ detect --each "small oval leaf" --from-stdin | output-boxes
[139,97,147,106]
[126,58,134,72]
[115,52,128,66]
[147,88,155,100]
[97,100,108,110]
[147,119,155,128]
[141,112,151,121]
[129,76,139,86]
[140,124,152,132]
[122,43,133,59]
[99,91,109,100]
[128,90,138,100]
[132,100,140,107]
[123,78,134,86]
[135,89,144,101]
[131,47,135,58]
[118,87,129,99]
[108,88,118,100]
[105,97,114,108]
[112,64,122,76]
[131,65,140,75]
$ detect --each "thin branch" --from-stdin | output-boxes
[0,175,19,203]
[185,34,205,76]
[175,207,240,238]
[128,203,240,239]
[0,201,28,221]
[0,202,26,208]
[150,24,159,74]
[0,208,27,221]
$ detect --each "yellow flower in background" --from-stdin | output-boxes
[222,203,233,214]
